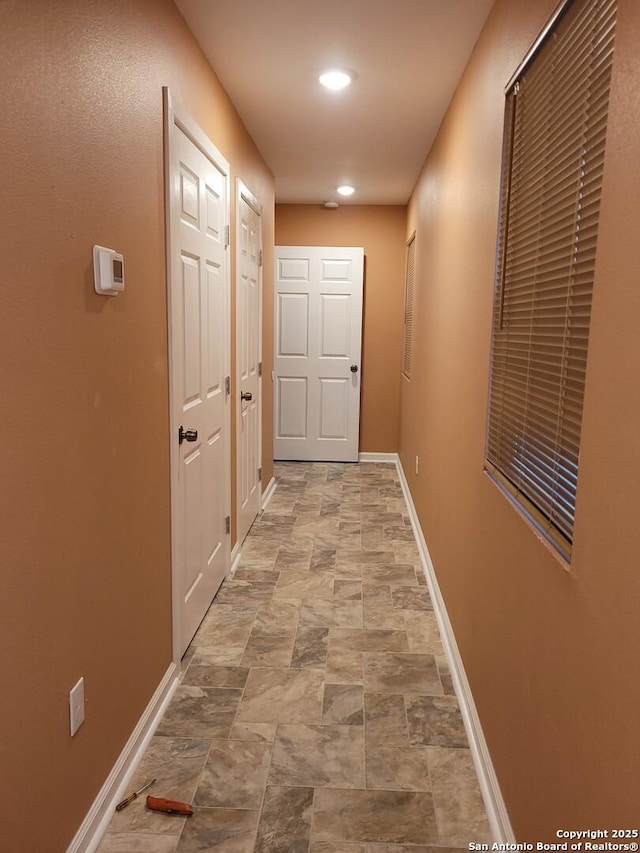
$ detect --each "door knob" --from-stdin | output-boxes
[350,364,359,373]
[241,391,253,401]
[178,426,198,445]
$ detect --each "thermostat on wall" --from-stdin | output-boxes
[93,245,125,296]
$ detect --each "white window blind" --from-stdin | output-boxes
[486,0,616,555]
[403,234,416,379]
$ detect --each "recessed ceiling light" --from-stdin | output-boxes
[319,69,353,91]
[337,185,355,196]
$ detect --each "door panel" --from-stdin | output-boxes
[278,293,309,356]
[274,246,364,462]
[320,378,349,439]
[167,104,230,658]
[277,377,308,438]
[236,183,262,546]
[321,294,350,356]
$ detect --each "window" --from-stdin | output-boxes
[403,233,416,379]
[485,0,616,557]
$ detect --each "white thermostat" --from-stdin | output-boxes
[93,245,125,296]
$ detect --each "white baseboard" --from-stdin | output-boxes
[395,459,515,844]
[261,476,277,509]
[229,541,242,577]
[67,663,180,853]
[358,452,399,463]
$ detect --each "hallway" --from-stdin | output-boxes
[98,461,492,851]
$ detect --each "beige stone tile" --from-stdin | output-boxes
[269,723,365,788]
[97,833,179,853]
[254,785,313,853]
[403,611,445,655]
[336,545,389,569]
[364,847,434,853]
[237,667,324,723]
[436,656,456,696]
[333,578,363,600]
[106,737,209,836]
[312,788,438,845]
[253,598,300,636]
[294,515,340,535]
[194,604,257,648]
[364,564,419,586]
[182,655,249,689]
[365,744,432,791]
[333,561,368,579]
[362,583,392,607]
[241,632,294,667]
[229,722,277,743]
[322,683,364,725]
[155,686,241,739]
[405,695,468,748]
[364,694,409,747]
[310,548,337,572]
[393,541,421,563]
[328,628,409,652]
[300,598,363,628]
[383,525,416,542]
[360,533,395,552]
[176,807,259,852]
[362,511,405,526]
[189,645,244,665]
[291,626,329,669]
[233,567,279,582]
[214,578,276,606]
[391,586,433,611]
[316,531,361,550]
[364,604,407,631]
[427,748,492,845]
[274,570,334,600]
[326,645,363,684]
[195,740,271,808]
[363,653,442,695]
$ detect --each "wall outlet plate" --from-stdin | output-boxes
[69,677,85,736]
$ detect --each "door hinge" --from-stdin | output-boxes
[225,515,230,534]
[224,225,230,248]
[258,248,263,267]
[258,467,262,481]
[258,361,263,377]
[225,375,230,395]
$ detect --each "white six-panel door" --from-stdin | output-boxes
[274,246,364,462]
[165,92,230,658]
[236,181,262,545]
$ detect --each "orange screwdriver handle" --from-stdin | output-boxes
[146,795,193,816]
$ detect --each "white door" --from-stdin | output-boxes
[165,92,230,658]
[274,246,364,462]
[236,181,262,545]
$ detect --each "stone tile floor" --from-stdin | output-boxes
[98,461,493,852]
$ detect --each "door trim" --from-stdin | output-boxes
[163,88,231,663]
[235,179,263,544]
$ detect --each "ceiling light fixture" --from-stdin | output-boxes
[337,185,355,196]
[319,69,353,91]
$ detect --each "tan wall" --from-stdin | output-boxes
[275,205,406,453]
[0,1,273,849]
[402,0,640,836]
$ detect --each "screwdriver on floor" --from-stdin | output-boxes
[115,779,156,811]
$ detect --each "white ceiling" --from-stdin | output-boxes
[175,0,495,205]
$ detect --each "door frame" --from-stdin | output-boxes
[235,179,263,544]
[163,88,231,662]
